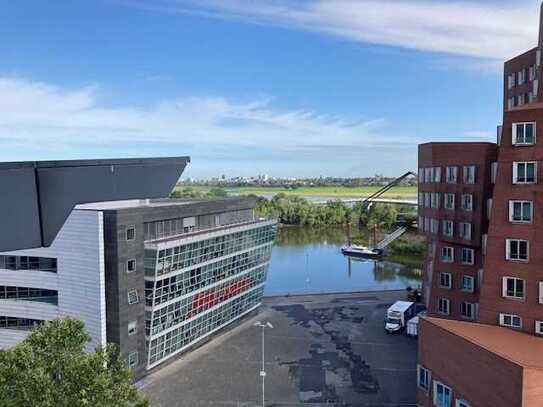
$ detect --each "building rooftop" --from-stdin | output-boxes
[75,196,256,211]
[425,317,543,369]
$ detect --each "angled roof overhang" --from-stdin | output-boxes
[0,157,190,252]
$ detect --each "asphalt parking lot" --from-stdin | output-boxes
[139,290,418,407]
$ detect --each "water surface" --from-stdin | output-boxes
[265,225,422,296]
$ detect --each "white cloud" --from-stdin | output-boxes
[0,77,412,156]
[127,0,541,60]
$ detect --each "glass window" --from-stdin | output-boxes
[461,194,473,211]
[461,275,474,292]
[438,298,450,315]
[459,223,472,240]
[431,193,440,209]
[513,162,537,184]
[463,165,476,184]
[506,239,529,261]
[128,289,139,305]
[441,247,454,263]
[417,365,430,391]
[128,321,138,336]
[512,122,536,145]
[128,351,138,369]
[502,277,525,299]
[509,201,532,222]
[126,226,136,241]
[433,381,452,407]
[442,220,453,237]
[127,259,136,273]
[440,273,452,289]
[461,302,475,319]
[446,166,457,184]
[456,399,471,407]
[461,248,474,265]
[500,313,522,328]
[444,193,455,210]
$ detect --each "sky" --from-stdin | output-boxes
[0,0,541,178]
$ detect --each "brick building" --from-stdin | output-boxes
[417,3,543,406]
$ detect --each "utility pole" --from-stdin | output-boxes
[254,321,273,407]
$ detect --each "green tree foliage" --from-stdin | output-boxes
[170,187,228,199]
[206,187,228,197]
[0,318,148,407]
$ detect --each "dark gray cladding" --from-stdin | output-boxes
[0,157,190,252]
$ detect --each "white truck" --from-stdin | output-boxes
[406,311,427,337]
[385,301,416,333]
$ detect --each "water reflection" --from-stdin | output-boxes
[265,225,422,296]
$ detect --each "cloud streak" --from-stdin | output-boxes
[126,0,541,60]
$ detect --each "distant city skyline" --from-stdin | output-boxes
[1,1,539,177]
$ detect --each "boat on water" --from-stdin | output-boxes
[341,245,382,259]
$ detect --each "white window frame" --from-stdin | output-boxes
[433,167,442,183]
[438,298,450,315]
[499,313,522,329]
[126,258,136,273]
[506,239,529,262]
[535,321,543,334]
[126,226,136,241]
[440,272,452,289]
[509,200,532,223]
[128,351,138,369]
[127,289,139,305]
[461,302,475,320]
[425,168,432,183]
[419,168,424,183]
[463,165,476,184]
[446,166,458,184]
[433,380,452,407]
[456,400,471,407]
[459,223,472,241]
[461,275,474,293]
[512,122,536,146]
[128,320,137,336]
[513,161,537,184]
[539,281,543,305]
[417,365,430,392]
[424,192,431,208]
[502,277,525,300]
[461,248,474,265]
[441,247,454,263]
[442,220,454,237]
[418,193,424,206]
[461,194,473,211]
[431,193,440,209]
[444,193,455,210]
[430,219,439,234]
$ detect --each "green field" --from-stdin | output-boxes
[175,185,417,198]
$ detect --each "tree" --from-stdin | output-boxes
[0,318,149,407]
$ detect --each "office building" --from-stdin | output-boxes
[0,197,276,379]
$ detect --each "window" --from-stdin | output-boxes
[539,282,543,304]
[461,248,474,265]
[126,259,136,273]
[529,65,536,81]
[442,220,454,237]
[508,97,515,110]
[417,365,430,391]
[513,161,537,184]
[502,277,525,299]
[506,239,529,261]
[518,69,526,85]
[461,275,474,292]
[512,122,536,145]
[440,273,452,289]
[441,247,454,263]
[430,219,439,234]
[446,166,457,183]
[433,167,442,183]
[518,94,525,106]
[126,226,136,241]
[424,217,430,232]
[438,298,450,315]
[509,201,532,223]
[444,193,455,210]
[461,302,475,319]
[456,400,471,407]
[128,321,138,336]
[461,194,473,211]
[418,168,424,183]
[433,381,452,407]
[128,351,138,369]
[508,73,515,89]
[463,165,476,184]
[127,289,139,305]
[425,168,432,183]
[459,223,472,240]
[424,193,431,208]
[499,313,522,329]
[535,321,543,334]
[431,193,440,209]
[418,193,424,206]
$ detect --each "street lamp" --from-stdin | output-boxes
[254,321,273,407]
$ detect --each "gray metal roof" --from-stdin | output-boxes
[0,156,190,252]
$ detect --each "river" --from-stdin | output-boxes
[264,225,423,296]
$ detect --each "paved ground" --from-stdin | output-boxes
[139,290,418,407]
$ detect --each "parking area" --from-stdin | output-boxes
[139,290,418,407]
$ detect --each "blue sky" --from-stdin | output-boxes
[0,1,540,178]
